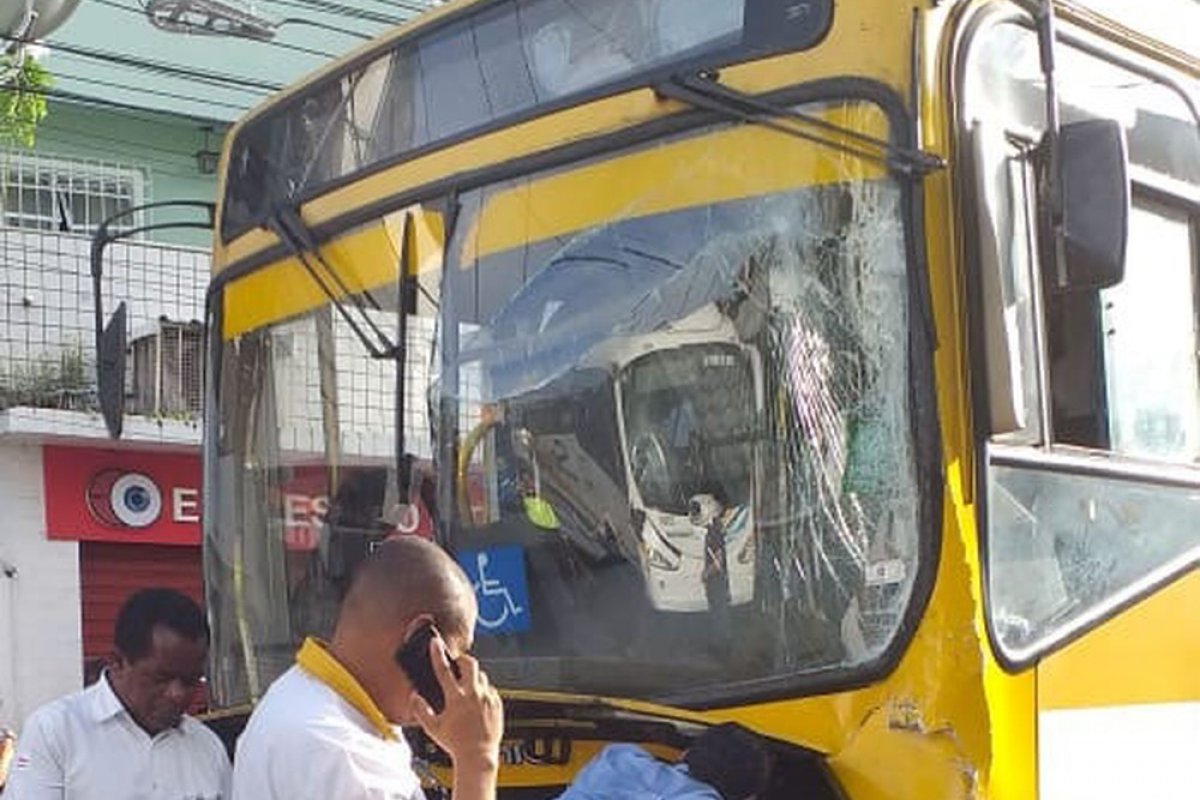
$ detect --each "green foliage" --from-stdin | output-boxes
[0,347,94,411]
[0,55,51,148]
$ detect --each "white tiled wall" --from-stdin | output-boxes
[0,227,209,389]
[0,443,82,732]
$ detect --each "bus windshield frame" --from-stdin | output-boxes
[205,79,942,711]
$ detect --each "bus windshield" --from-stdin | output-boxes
[206,97,932,707]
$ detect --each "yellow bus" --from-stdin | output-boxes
[91,0,1200,797]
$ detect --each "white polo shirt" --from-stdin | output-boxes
[231,640,423,800]
[4,674,230,800]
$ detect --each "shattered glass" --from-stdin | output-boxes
[989,460,1200,656]
[206,99,930,707]
[439,104,923,697]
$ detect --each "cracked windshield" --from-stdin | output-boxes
[208,99,926,705]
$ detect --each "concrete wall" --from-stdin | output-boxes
[0,443,82,731]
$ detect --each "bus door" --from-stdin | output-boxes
[959,8,1200,797]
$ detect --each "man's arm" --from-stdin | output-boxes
[411,644,503,800]
[3,711,66,800]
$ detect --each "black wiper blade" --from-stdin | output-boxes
[267,205,401,359]
[656,72,945,177]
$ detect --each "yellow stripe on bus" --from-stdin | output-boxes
[222,109,886,339]
[222,206,449,339]
[460,106,888,265]
[224,212,403,339]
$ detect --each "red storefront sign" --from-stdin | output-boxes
[279,467,328,551]
[44,447,436,549]
[43,446,202,546]
[281,466,435,550]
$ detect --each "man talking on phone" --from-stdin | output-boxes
[232,537,503,800]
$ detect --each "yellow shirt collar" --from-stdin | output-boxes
[295,637,397,741]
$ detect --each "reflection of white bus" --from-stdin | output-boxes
[610,305,763,612]
[506,304,763,613]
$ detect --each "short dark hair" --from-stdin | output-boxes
[114,588,208,662]
[684,723,773,800]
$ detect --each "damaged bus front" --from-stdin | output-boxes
[82,0,1197,797]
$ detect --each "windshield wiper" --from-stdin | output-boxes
[656,72,944,177]
[267,205,401,359]
[267,203,430,528]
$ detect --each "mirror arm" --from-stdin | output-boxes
[89,234,106,388]
[89,201,217,439]
[1015,0,1069,288]
[1035,0,1068,289]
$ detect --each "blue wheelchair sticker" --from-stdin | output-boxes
[457,545,531,635]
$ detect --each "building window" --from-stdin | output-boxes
[0,152,146,236]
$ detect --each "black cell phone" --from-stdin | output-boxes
[394,622,460,714]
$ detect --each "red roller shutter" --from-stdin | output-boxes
[79,541,204,678]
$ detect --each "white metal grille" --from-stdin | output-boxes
[0,228,208,415]
[0,151,147,236]
[130,320,205,417]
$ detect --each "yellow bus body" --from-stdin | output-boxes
[205,1,1200,797]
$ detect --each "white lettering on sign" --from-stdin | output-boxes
[284,494,308,529]
[311,495,328,520]
[393,503,421,534]
[283,494,329,550]
[283,494,328,529]
[172,488,201,523]
[86,471,208,529]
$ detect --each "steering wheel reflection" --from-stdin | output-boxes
[630,432,673,499]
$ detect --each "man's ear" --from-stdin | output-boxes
[400,614,436,645]
[108,649,131,675]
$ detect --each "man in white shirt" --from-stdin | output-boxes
[5,588,230,800]
[232,536,503,800]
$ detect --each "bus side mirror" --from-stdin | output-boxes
[90,199,214,440]
[1039,118,1130,292]
[98,302,127,439]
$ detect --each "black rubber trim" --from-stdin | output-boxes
[206,76,944,712]
[201,284,224,700]
[219,0,836,243]
[953,5,1200,675]
[1132,175,1200,215]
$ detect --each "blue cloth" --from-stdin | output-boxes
[556,744,723,800]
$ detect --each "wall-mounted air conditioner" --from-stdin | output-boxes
[129,317,203,417]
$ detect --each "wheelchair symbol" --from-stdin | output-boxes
[473,551,525,630]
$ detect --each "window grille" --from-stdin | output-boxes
[0,152,147,236]
[130,319,205,417]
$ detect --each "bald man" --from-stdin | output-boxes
[231,537,503,800]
